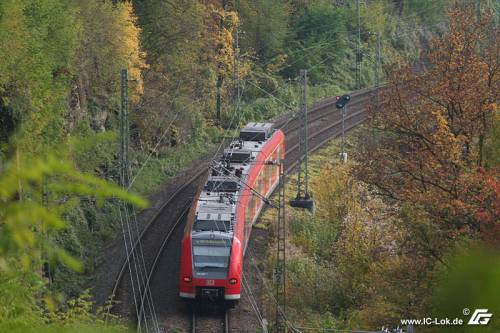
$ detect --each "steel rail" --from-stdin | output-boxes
[191,308,229,333]
[136,202,192,329]
[283,86,373,134]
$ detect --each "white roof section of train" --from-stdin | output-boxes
[192,123,276,237]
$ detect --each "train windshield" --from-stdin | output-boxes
[204,180,239,192]
[192,238,231,278]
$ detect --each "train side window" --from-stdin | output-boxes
[258,172,263,193]
[246,198,253,224]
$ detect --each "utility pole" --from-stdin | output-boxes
[341,103,346,160]
[301,69,309,197]
[275,162,286,333]
[376,32,381,88]
[335,94,351,162]
[42,177,49,208]
[290,70,314,212]
[374,32,382,121]
[41,176,53,287]
[216,0,228,124]
[356,0,361,90]
[296,70,306,199]
[235,23,241,125]
[120,69,130,189]
[476,0,481,22]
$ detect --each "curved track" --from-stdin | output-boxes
[109,86,380,331]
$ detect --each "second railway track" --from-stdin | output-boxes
[108,86,380,331]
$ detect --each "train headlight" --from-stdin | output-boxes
[183,276,192,283]
[229,278,238,285]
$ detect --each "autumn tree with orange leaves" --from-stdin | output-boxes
[356,6,499,242]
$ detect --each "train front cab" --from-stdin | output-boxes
[179,225,242,302]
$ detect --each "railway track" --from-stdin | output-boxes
[283,86,372,134]
[191,305,229,333]
[109,86,380,331]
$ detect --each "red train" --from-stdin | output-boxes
[179,123,285,301]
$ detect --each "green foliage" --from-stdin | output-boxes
[74,0,145,112]
[238,0,290,64]
[0,0,152,304]
[0,288,128,332]
[286,257,336,312]
[402,0,449,27]
[431,247,500,332]
[0,152,146,270]
[68,131,119,176]
[0,151,146,328]
[0,269,42,326]
[130,136,218,196]
[0,326,126,333]
[131,0,211,145]
[0,0,79,154]
[282,1,350,84]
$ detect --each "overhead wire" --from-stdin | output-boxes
[189,25,276,329]
[112,88,203,333]
[113,116,158,333]
[202,86,384,333]
[207,161,279,331]
[210,79,248,163]
[133,3,450,329]
[245,80,296,113]
[121,205,157,333]
[118,202,161,333]
[241,274,265,327]
[208,163,280,209]
[246,248,297,331]
[119,94,206,333]
[120,146,161,333]
[129,203,161,333]
[191,3,454,332]
[115,205,141,323]
[128,96,204,189]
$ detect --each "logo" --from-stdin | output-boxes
[205,279,215,286]
[468,309,493,325]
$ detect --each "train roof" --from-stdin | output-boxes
[239,122,274,141]
[191,122,280,239]
[195,191,236,233]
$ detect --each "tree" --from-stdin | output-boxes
[202,1,239,123]
[132,0,210,147]
[0,0,79,154]
[238,0,290,68]
[356,6,499,240]
[72,0,146,133]
[282,1,348,84]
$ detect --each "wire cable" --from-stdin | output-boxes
[128,97,204,190]
[129,204,161,333]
